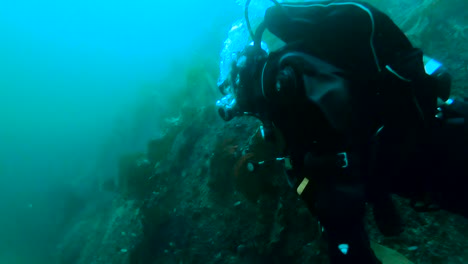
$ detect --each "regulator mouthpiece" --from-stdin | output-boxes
[216,94,239,121]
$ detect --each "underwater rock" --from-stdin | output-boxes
[146,131,177,165]
[57,199,143,264]
[117,153,153,200]
[61,97,468,264]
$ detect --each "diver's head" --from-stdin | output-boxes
[216,42,269,121]
[232,44,268,111]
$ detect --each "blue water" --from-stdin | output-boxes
[0,0,240,262]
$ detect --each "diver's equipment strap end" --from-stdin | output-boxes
[297,177,310,196]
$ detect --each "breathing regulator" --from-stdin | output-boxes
[216,0,289,142]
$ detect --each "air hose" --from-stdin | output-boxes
[244,0,284,46]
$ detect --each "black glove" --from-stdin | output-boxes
[438,98,468,121]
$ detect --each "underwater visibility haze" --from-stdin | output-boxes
[0,0,467,263]
[0,0,239,262]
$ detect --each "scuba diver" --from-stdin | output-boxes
[216,0,462,263]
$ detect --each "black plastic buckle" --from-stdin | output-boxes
[337,152,348,168]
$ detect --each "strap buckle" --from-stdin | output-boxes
[337,152,348,168]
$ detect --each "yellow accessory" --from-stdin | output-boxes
[297,177,310,195]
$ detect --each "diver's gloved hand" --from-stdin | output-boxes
[437,98,468,120]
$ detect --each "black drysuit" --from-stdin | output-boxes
[259,1,438,263]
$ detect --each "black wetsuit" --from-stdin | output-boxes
[260,1,438,263]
